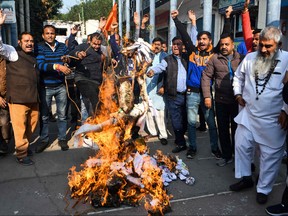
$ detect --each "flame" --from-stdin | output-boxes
[68,57,172,215]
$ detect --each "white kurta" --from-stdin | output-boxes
[233,50,288,148]
[233,50,288,194]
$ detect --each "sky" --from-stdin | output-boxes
[60,0,79,14]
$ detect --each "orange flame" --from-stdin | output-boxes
[68,63,172,214]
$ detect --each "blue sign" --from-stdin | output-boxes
[219,0,255,14]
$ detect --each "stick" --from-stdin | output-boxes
[84,45,91,53]
[66,55,80,60]
[177,0,185,10]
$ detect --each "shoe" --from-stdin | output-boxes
[160,138,168,145]
[229,177,254,191]
[216,158,233,167]
[212,149,222,160]
[59,140,69,151]
[27,149,33,157]
[266,203,288,216]
[35,142,49,153]
[196,126,207,132]
[16,157,34,166]
[256,192,268,204]
[172,145,187,153]
[186,149,197,159]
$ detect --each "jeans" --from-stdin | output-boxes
[167,94,187,146]
[40,85,67,143]
[215,102,238,160]
[186,92,218,151]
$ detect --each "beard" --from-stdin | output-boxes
[253,50,277,78]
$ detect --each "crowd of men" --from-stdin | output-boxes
[0,0,288,214]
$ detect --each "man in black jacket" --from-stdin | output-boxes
[147,36,188,154]
[69,32,105,116]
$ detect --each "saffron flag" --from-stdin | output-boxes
[103,3,118,32]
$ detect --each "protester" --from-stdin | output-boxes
[69,32,105,116]
[242,0,261,53]
[171,9,228,159]
[161,41,168,53]
[145,37,168,145]
[147,36,187,154]
[230,26,288,204]
[202,33,242,166]
[35,25,71,153]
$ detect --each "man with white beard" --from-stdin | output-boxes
[231,26,288,204]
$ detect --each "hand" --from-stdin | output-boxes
[58,64,71,75]
[99,17,107,30]
[236,95,246,106]
[244,0,250,9]
[225,6,233,18]
[188,10,196,25]
[111,22,118,31]
[134,12,140,27]
[0,9,6,26]
[61,55,70,63]
[0,96,7,108]
[171,10,179,19]
[204,98,212,109]
[76,51,86,59]
[71,26,79,35]
[146,70,155,78]
[278,111,288,130]
[157,87,164,96]
[142,14,149,25]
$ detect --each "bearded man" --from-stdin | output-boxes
[231,26,288,204]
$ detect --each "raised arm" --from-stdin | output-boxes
[67,25,79,51]
[188,10,198,45]
[139,14,150,42]
[171,10,196,56]
[242,0,253,53]
[214,6,233,53]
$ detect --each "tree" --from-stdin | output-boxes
[54,0,113,22]
[28,0,63,42]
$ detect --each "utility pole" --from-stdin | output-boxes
[25,0,30,32]
[150,0,155,43]
[81,0,86,35]
[266,0,281,27]
[169,0,177,53]
[126,0,130,38]
[118,0,123,38]
[203,0,212,33]
[19,0,25,33]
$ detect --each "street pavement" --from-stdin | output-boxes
[0,113,286,215]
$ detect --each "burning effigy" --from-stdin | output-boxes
[67,38,192,215]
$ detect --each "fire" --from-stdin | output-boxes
[68,44,173,215]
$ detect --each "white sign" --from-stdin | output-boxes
[0,1,16,24]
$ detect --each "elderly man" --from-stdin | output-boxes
[231,26,288,204]
[147,36,188,154]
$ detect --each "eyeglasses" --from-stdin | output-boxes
[259,43,274,49]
